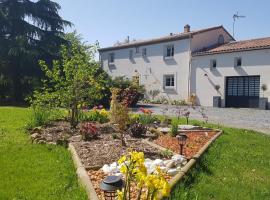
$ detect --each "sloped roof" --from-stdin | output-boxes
[99,25,233,52]
[193,37,270,56]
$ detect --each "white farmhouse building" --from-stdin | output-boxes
[99,25,270,109]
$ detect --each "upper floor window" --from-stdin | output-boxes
[164,74,175,88]
[165,45,174,58]
[135,47,139,53]
[142,48,147,57]
[109,53,115,64]
[210,59,217,69]
[234,57,242,67]
[218,34,224,44]
[129,50,133,60]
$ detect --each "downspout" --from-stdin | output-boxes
[187,35,192,100]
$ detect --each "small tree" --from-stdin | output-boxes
[261,84,268,97]
[110,88,129,146]
[31,33,109,128]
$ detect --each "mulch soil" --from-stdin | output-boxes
[73,133,167,168]
[154,131,218,159]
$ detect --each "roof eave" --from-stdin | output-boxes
[192,46,270,56]
[98,34,191,52]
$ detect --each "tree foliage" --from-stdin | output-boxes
[32,32,110,128]
[0,0,71,104]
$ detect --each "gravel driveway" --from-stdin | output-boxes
[133,104,270,135]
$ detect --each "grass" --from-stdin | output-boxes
[0,107,87,200]
[166,118,270,200]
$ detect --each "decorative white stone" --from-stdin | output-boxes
[172,154,186,164]
[157,127,171,133]
[153,159,163,166]
[167,168,178,176]
[102,164,111,174]
[178,125,199,130]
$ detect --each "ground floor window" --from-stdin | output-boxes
[164,74,175,89]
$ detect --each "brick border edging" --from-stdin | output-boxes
[68,143,99,200]
[158,130,223,199]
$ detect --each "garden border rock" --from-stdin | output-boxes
[158,130,223,199]
[69,143,99,200]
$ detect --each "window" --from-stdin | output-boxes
[142,48,147,57]
[210,59,217,69]
[165,45,174,58]
[129,50,133,59]
[135,47,139,53]
[109,53,115,64]
[234,57,242,67]
[164,75,175,88]
[218,34,224,44]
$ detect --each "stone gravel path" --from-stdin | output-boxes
[133,104,270,135]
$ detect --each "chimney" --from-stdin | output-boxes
[184,24,190,33]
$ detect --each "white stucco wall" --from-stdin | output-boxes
[191,49,270,107]
[100,38,191,101]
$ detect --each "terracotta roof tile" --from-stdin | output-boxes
[193,37,270,56]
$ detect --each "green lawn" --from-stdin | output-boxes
[1,107,270,200]
[167,119,270,200]
[0,107,87,200]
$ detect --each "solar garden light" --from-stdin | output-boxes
[100,175,124,200]
[176,134,188,156]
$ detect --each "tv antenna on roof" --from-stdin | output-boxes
[233,12,246,38]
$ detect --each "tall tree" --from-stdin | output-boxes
[0,0,71,104]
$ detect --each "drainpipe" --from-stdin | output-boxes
[187,34,192,99]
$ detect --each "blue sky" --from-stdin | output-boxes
[57,0,270,48]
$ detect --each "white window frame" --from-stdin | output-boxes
[164,44,174,59]
[234,57,242,67]
[108,53,115,65]
[210,59,217,70]
[163,74,175,90]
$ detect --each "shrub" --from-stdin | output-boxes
[128,123,147,138]
[161,149,174,158]
[111,76,145,107]
[137,108,158,125]
[111,133,119,140]
[26,106,66,129]
[110,88,130,146]
[170,120,179,137]
[80,122,99,140]
[79,108,109,123]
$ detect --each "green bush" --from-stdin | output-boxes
[170,120,179,137]
[137,114,158,125]
[26,106,66,129]
[79,109,109,123]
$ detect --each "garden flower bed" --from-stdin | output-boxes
[154,130,219,159]
[29,104,221,200]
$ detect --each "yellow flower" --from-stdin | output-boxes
[161,181,170,197]
[119,165,127,174]
[118,155,126,164]
[116,190,124,200]
[99,108,108,116]
[130,151,144,164]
